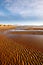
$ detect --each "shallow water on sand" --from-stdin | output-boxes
[3,29,43,52]
[0,29,43,52]
[4,29,43,32]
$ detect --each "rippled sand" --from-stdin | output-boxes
[0,34,43,65]
[0,26,43,64]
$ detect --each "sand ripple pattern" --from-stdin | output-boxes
[0,35,43,65]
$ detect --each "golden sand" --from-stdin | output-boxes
[0,25,43,65]
[0,34,42,65]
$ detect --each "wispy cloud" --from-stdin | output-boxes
[2,0,43,19]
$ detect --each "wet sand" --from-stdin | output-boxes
[0,28,43,52]
[7,34,43,52]
[0,27,43,64]
[3,29,43,52]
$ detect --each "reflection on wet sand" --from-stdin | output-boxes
[0,29,43,64]
[4,29,43,52]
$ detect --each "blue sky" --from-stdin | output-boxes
[0,0,43,25]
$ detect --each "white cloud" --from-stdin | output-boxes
[3,0,43,18]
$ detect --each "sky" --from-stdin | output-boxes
[0,0,43,25]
